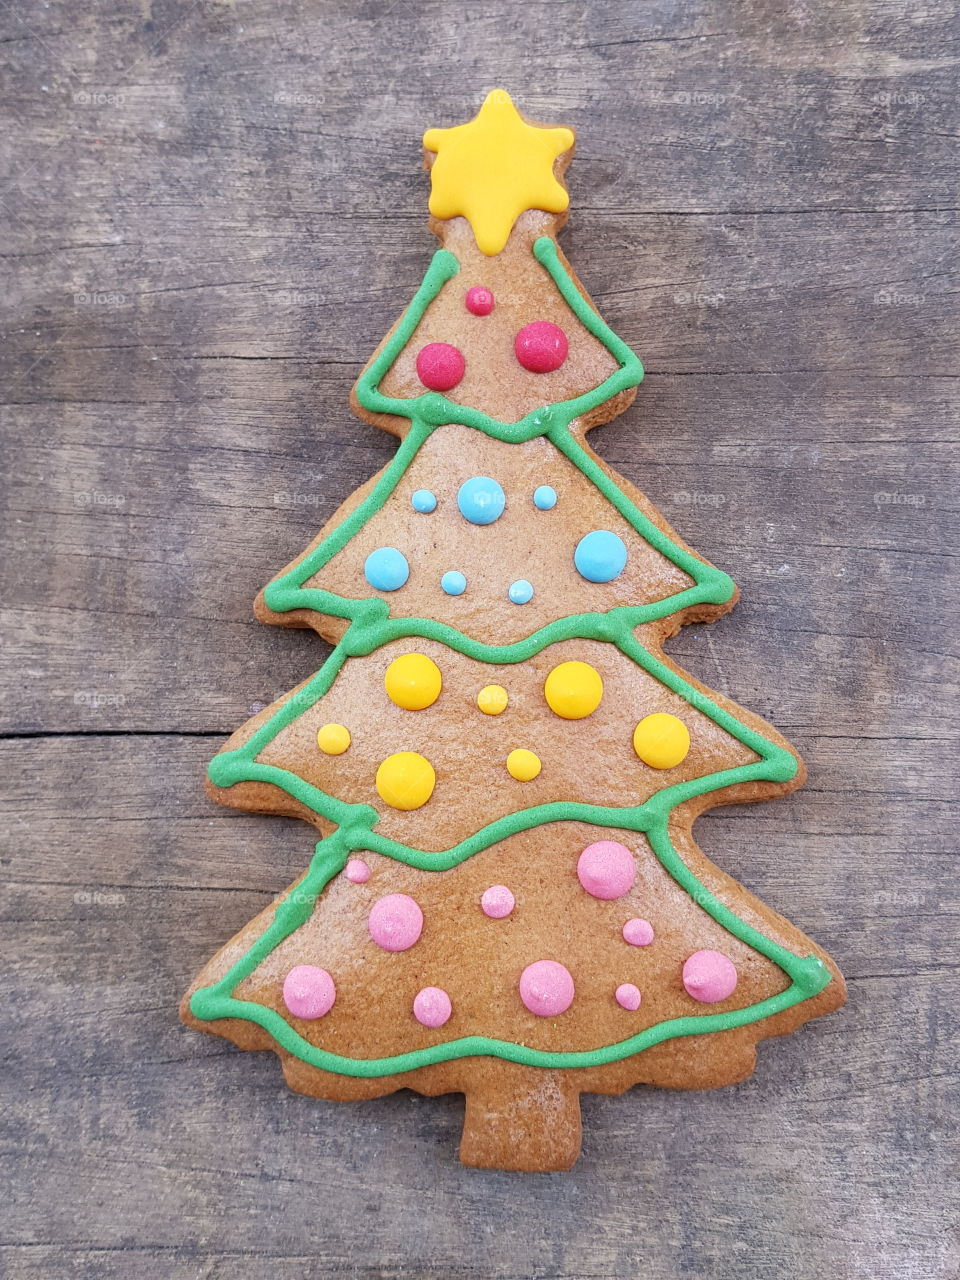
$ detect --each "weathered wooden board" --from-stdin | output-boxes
[1,0,957,1276]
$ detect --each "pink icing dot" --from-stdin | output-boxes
[682,949,738,1003]
[344,857,371,884]
[413,986,452,1027]
[465,286,495,316]
[577,841,637,900]
[415,341,465,391]
[368,893,424,952]
[282,965,336,1019]
[623,917,654,946]
[481,885,515,918]
[615,982,642,1011]
[519,960,575,1017]
[515,320,569,373]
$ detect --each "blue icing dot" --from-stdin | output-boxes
[441,571,467,596]
[411,489,437,513]
[533,485,557,510]
[458,476,505,525]
[508,579,534,604]
[574,530,627,583]
[364,547,409,591]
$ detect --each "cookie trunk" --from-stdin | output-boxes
[459,1065,582,1172]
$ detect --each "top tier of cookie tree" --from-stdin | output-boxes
[350,90,638,437]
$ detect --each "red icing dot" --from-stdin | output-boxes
[416,341,465,391]
[515,321,568,373]
[465,286,495,316]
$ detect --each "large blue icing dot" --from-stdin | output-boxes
[508,579,534,604]
[458,476,505,525]
[441,571,467,596]
[411,489,437,513]
[574,530,627,583]
[364,547,410,591]
[533,485,557,510]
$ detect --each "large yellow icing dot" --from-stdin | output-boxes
[478,684,509,715]
[384,653,442,711]
[544,661,604,720]
[507,749,542,781]
[316,723,351,755]
[376,752,436,810]
[423,90,574,256]
[633,713,690,769]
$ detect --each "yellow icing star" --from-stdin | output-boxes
[423,90,574,256]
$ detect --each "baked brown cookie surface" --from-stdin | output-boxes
[182,90,844,1171]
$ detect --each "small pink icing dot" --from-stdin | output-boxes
[345,857,371,884]
[415,341,465,391]
[368,893,424,952]
[481,885,515,918]
[577,841,637,900]
[682,949,738,1003]
[413,986,452,1028]
[519,960,575,1017]
[282,965,336,1019]
[615,982,642,1011]
[623,917,654,946]
[515,320,569,373]
[465,285,495,316]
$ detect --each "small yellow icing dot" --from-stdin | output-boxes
[384,653,442,711]
[507,748,541,781]
[544,661,604,720]
[633,713,690,769]
[375,752,436,810]
[478,684,509,715]
[316,723,351,755]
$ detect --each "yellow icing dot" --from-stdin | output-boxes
[316,723,351,756]
[478,684,509,715]
[507,749,541,781]
[423,90,574,256]
[375,752,436,810]
[543,661,604,720]
[384,653,442,711]
[633,713,690,769]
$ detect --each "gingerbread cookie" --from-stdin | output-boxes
[181,90,845,1172]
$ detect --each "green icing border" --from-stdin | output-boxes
[190,235,834,1073]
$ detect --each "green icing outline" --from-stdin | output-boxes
[261,237,737,632]
[190,235,834,1073]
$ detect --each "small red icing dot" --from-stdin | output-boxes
[465,286,495,316]
[515,321,568,373]
[416,341,465,391]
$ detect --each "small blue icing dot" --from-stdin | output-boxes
[441,571,467,596]
[458,476,505,525]
[574,530,628,583]
[508,579,534,604]
[364,547,410,591]
[411,489,437,514]
[533,485,557,510]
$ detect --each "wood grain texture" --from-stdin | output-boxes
[1,0,957,1275]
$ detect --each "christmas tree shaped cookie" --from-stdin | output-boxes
[182,90,845,1172]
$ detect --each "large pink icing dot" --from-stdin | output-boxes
[465,285,495,316]
[577,841,636,900]
[415,341,465,391]
[481,885,515,918]
[413,986,452,1027]
[345,857,371,884]
[282,965,336,1019]
[368,893,424,952]
[615,982,642,1011]
[682,949,738,1003]
[515,320,568,373]
[623,917,654,946]
[519,960,575,1017]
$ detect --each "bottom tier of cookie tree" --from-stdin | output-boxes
[184,819,837,1170]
